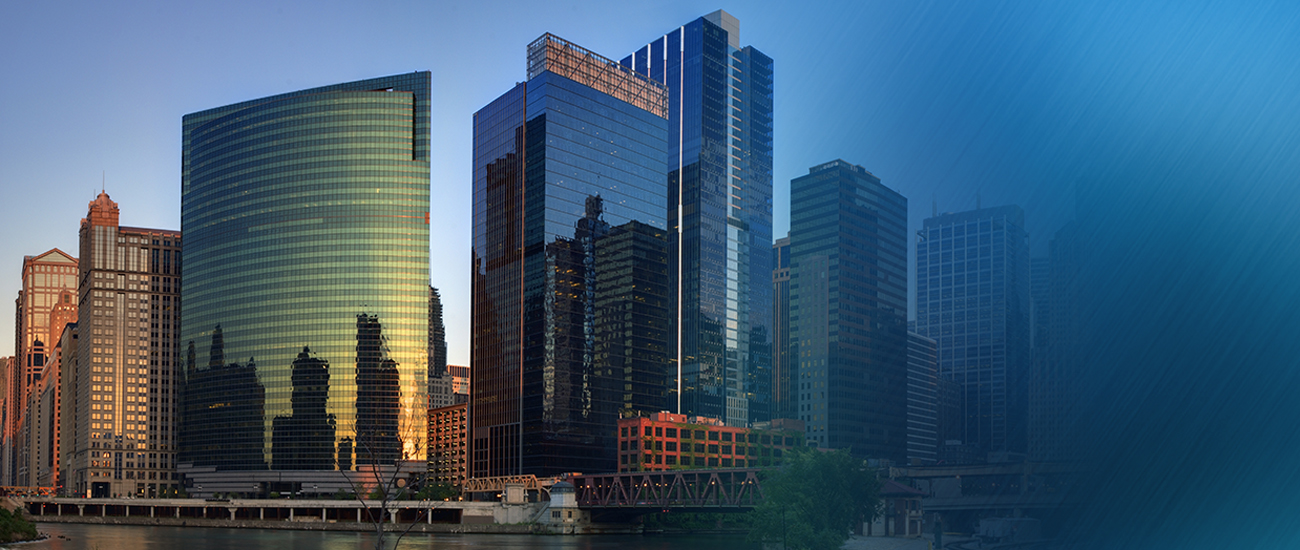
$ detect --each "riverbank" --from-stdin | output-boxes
[30,514,639,535]
[31,514,546,534]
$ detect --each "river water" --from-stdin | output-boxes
[28,523,752,550]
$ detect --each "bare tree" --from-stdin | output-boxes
[340,408,446,550]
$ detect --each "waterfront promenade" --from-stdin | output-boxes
[16,496,643,534]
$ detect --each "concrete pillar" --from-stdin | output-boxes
[101,505,106,517]
[390,507,396,524]
[229,508,236,520]
[322,508,326,521]
[151,505,155,518]
[125,505,130,517]
[289,507,294,520]
[428,507,432,524]
[175,507,180,518]
[78,505,84,517]
[260,507,264,520]
[357,508,362,522]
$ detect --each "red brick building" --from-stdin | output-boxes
[617,412,805,472]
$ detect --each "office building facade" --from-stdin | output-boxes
[472,34,670,477]
[906,332,939,464]
[772,236,792,420]
[6,248,78,485]
[180,73,430,492]
[789,160,908,462]
[914,205,1031,459]
[622,10,774,426]
[427,403,467,487]
[67,192,182,497]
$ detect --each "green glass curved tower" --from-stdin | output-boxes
[179,73,430,492]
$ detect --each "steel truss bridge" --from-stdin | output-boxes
[570,468,763,512]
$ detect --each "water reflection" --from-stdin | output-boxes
[34,523,752,550]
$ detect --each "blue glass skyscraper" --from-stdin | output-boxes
[623,10,774,426]
[471,35,671,477]
[914,205,1031,459]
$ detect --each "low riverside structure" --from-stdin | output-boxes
[20,497,640,534]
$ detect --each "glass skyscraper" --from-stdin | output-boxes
[179,73,430,490]
[471,35,670,477]
[914,205,1031,459]
[789,160,908,462]
[622,10,774,426]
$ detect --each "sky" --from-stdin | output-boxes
[4,1,1300,546]
[0,0,1093,364]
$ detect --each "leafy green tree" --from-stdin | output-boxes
[746,447,882,550]
[0,507,38,543]
[414,482,457,501]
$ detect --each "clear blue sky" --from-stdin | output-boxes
[0,0,1293,367]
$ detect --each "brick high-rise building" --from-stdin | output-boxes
[67,191,182,498]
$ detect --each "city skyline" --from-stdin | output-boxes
[3,1,1300,546]
[0,1,1103,364]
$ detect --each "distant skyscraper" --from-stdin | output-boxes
[471,34,670,477]
[428,287,453,409]
[906,332,939,465]
[772,236,792,420]
[623,10,774,426]
[915,205,1031,459]
[67,192,182,498]
[179,73,430,493]
[1030,222,1082,462]
[5,248,77,485]
[789,160,908,462]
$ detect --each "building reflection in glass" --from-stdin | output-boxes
[472,35,670,477]
[180,326,266,470]
[354,313,401,465]
[270,347,335,470]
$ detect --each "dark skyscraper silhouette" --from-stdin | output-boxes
[180,327,266,470]
[355,314,401,465]
[271,347,336,470]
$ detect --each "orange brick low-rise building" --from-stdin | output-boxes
[617,412,805,472]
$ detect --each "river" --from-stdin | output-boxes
[26,523,752,550]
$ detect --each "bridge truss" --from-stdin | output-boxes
[572,468,763,509]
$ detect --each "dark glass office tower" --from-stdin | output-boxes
[472,35,670,477]
[180,73,430,484]
[772,236,793,420]
[789,160,908,462]
[914,205,1031,460]
[622,10,774,426]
